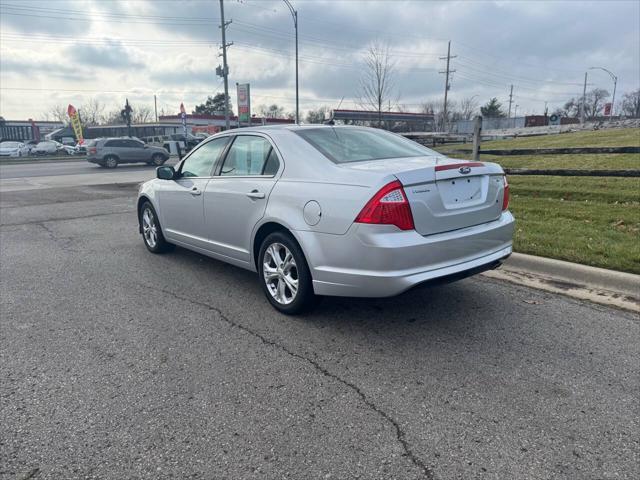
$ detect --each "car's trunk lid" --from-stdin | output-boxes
[341,156,505,236]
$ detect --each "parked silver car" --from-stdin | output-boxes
[0,141,29,157]
[87,137,169,168]
[137,126,514,313]
[31,140,74,156]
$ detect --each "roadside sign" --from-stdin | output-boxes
[67,104,84,144]
[237,83,251,125]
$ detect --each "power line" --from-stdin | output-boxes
[1,0,608,78]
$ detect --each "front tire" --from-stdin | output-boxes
[104,155,118,168]
[258,231,316,314]
[140,201,173,253]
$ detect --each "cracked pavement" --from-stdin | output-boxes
[1,184,638,479]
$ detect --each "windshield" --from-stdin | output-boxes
[295,127,437,164]
[1,142,21,148]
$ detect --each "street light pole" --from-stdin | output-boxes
[283,0,299,124]
[589,66,618,120]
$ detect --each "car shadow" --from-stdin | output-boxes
[163,245,500,337]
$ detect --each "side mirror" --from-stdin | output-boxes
[157,165,175,180]
[144,144,149,148]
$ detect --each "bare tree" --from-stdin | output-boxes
[305,106,330,124]
[459,96,479,120]
[78,97,105,126]
[43,104,69,125]
[585,88,610,118]
[421,101,446,127]
[358,41,397,126]
[444,99,459,122]
[620,89,640,118]
[102,108,124,125]
[257,104,285,118]
[132,105,154,123]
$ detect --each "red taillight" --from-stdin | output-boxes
[89,147,97,154]
[502,176,509,211]
[355,180,415,231]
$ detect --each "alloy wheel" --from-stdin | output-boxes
[142,207,158,248]
[263,242,298,305]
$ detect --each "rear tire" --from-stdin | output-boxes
[150,153,166,166]
[258,231,317,315]
[104,155,118,168]
[140,201,173,253]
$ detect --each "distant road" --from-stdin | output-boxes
[0,158,179,179]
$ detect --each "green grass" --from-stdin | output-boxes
[430,127,640,272]
[508,176,640,273]
[482,127,640,149]
[439,153,640,170]
[434,127,640,155]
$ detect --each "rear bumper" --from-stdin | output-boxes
[296,211,515,297]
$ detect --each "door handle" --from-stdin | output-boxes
[190,187,202,196]
[246,190,265,199]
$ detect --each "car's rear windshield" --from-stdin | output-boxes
[295,127,436,164]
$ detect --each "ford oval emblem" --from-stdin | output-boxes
[459,166,471,174]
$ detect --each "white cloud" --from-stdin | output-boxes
[0,0,638,119]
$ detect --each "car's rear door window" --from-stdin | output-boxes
[181,137,229,178]
[219,136,278,176]
[296,127,435,163]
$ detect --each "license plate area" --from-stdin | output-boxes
[437,176,486,209]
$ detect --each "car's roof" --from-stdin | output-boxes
[226,124,371,134]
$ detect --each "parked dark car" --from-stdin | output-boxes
[86,137,169,168]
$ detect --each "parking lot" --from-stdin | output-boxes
[1,180,637,479]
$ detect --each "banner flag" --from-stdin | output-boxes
[67,104,84,145]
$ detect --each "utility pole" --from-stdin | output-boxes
[507,84,514,118]
[218,0,233,130]
[439,41,456,132]
[283,1,299,124]
[580,71,588,124]
[154,94,158,123]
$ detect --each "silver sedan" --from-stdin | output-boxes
[137,125,514,314]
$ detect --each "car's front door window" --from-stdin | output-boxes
[181,137,229,178]
[220,136,278,176]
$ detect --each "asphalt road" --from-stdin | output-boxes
[1,184,638,480]
[0,158,178,179]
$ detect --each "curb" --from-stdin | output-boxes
[0,156,85,165]
[504,253,639,297]
[483,253,639,312]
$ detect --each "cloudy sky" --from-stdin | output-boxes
[0,0,639,121]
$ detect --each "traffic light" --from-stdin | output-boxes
[121,99,133,126]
